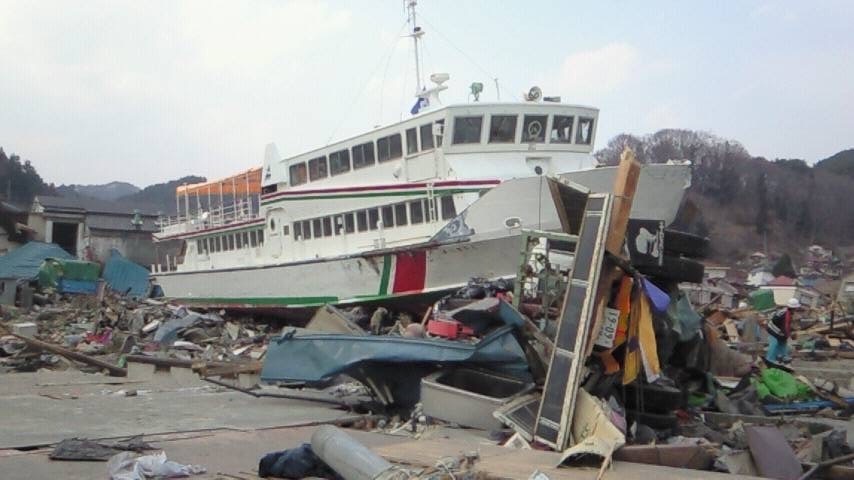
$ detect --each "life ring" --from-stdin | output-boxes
[527,120,543,139]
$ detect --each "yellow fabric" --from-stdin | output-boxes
[637,292,662,382]
[622,290,642,385]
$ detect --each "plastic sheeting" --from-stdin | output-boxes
[0,242,73,280]
[261,325,530,384]
[102,249,150,298]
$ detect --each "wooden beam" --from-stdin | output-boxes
[0,328,127,377]
[605,147,641,256]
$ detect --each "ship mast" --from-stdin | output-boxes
[407,0,425,96]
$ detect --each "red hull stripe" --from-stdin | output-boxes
[392,251,427,294]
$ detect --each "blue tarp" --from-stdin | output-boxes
[0,242,73,280]
[262,325,530,384]
[102,249,150,297]
[57,278,98,295]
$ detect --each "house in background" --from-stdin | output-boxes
[28,195,163,266]
[759,275,823,308]
[0,200,34,254]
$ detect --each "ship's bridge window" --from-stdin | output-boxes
[420,123,434,150]
[522,115,547,143]
[312,219,322,238]
[488,115,518,143]
[436,119,445,146]
[293,222,302,240]
[452,116,482,144]
[308,156,328,181]
[406,128,418,155]
[322,217,332,237]
[576,117,594,145]
[377,133,403,162]
[289,162,307,186]
[352,142,376,169]
[329,149,351,176]
[236,233,243,249]
[550,115,575,143]
[345,213,355,233]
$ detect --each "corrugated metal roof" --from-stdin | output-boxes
[35,195,160,216]
[0,242,74,280]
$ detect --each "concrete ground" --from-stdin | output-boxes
[2,359,851,479]
[0,367,764,480]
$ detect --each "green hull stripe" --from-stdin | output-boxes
[175,296,339,306]
[378,253,392,296]
[261,187,483,205]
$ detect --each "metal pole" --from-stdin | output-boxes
[231,176,237,219]
[245,170,252,217]
[219,182,224,224]
[408,0,423,95]
[310,425,395,480]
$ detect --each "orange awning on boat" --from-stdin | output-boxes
[176,168,262,196]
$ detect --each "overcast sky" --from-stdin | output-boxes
[1,0,852,186]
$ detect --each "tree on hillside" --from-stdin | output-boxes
[755,173,768,235]
[0,147,54,206]
[772,253,797,279]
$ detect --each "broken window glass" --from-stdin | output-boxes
[522,115,547,143]
[452,116,483,144]
[576,117,594,145]
[551,115,574,143]
[489,115,518,143]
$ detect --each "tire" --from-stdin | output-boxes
[635,255,705,283]
[663,229,710,259]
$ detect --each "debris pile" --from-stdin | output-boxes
[0,292,273,376]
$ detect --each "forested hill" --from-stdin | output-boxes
[0,148,55,206]
[595,131,854,260]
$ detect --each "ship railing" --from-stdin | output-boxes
[157,201,261,234]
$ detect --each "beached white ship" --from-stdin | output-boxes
[151,2,690,310]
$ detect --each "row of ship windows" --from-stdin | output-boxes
[286,113,593,188]
[196,228,265,255]
[272,197,457,241]
[453,114,594,145]
[289,121,443,187]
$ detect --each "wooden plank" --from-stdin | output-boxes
[605,147,641,256]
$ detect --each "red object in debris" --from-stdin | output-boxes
[426,319,474,339]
